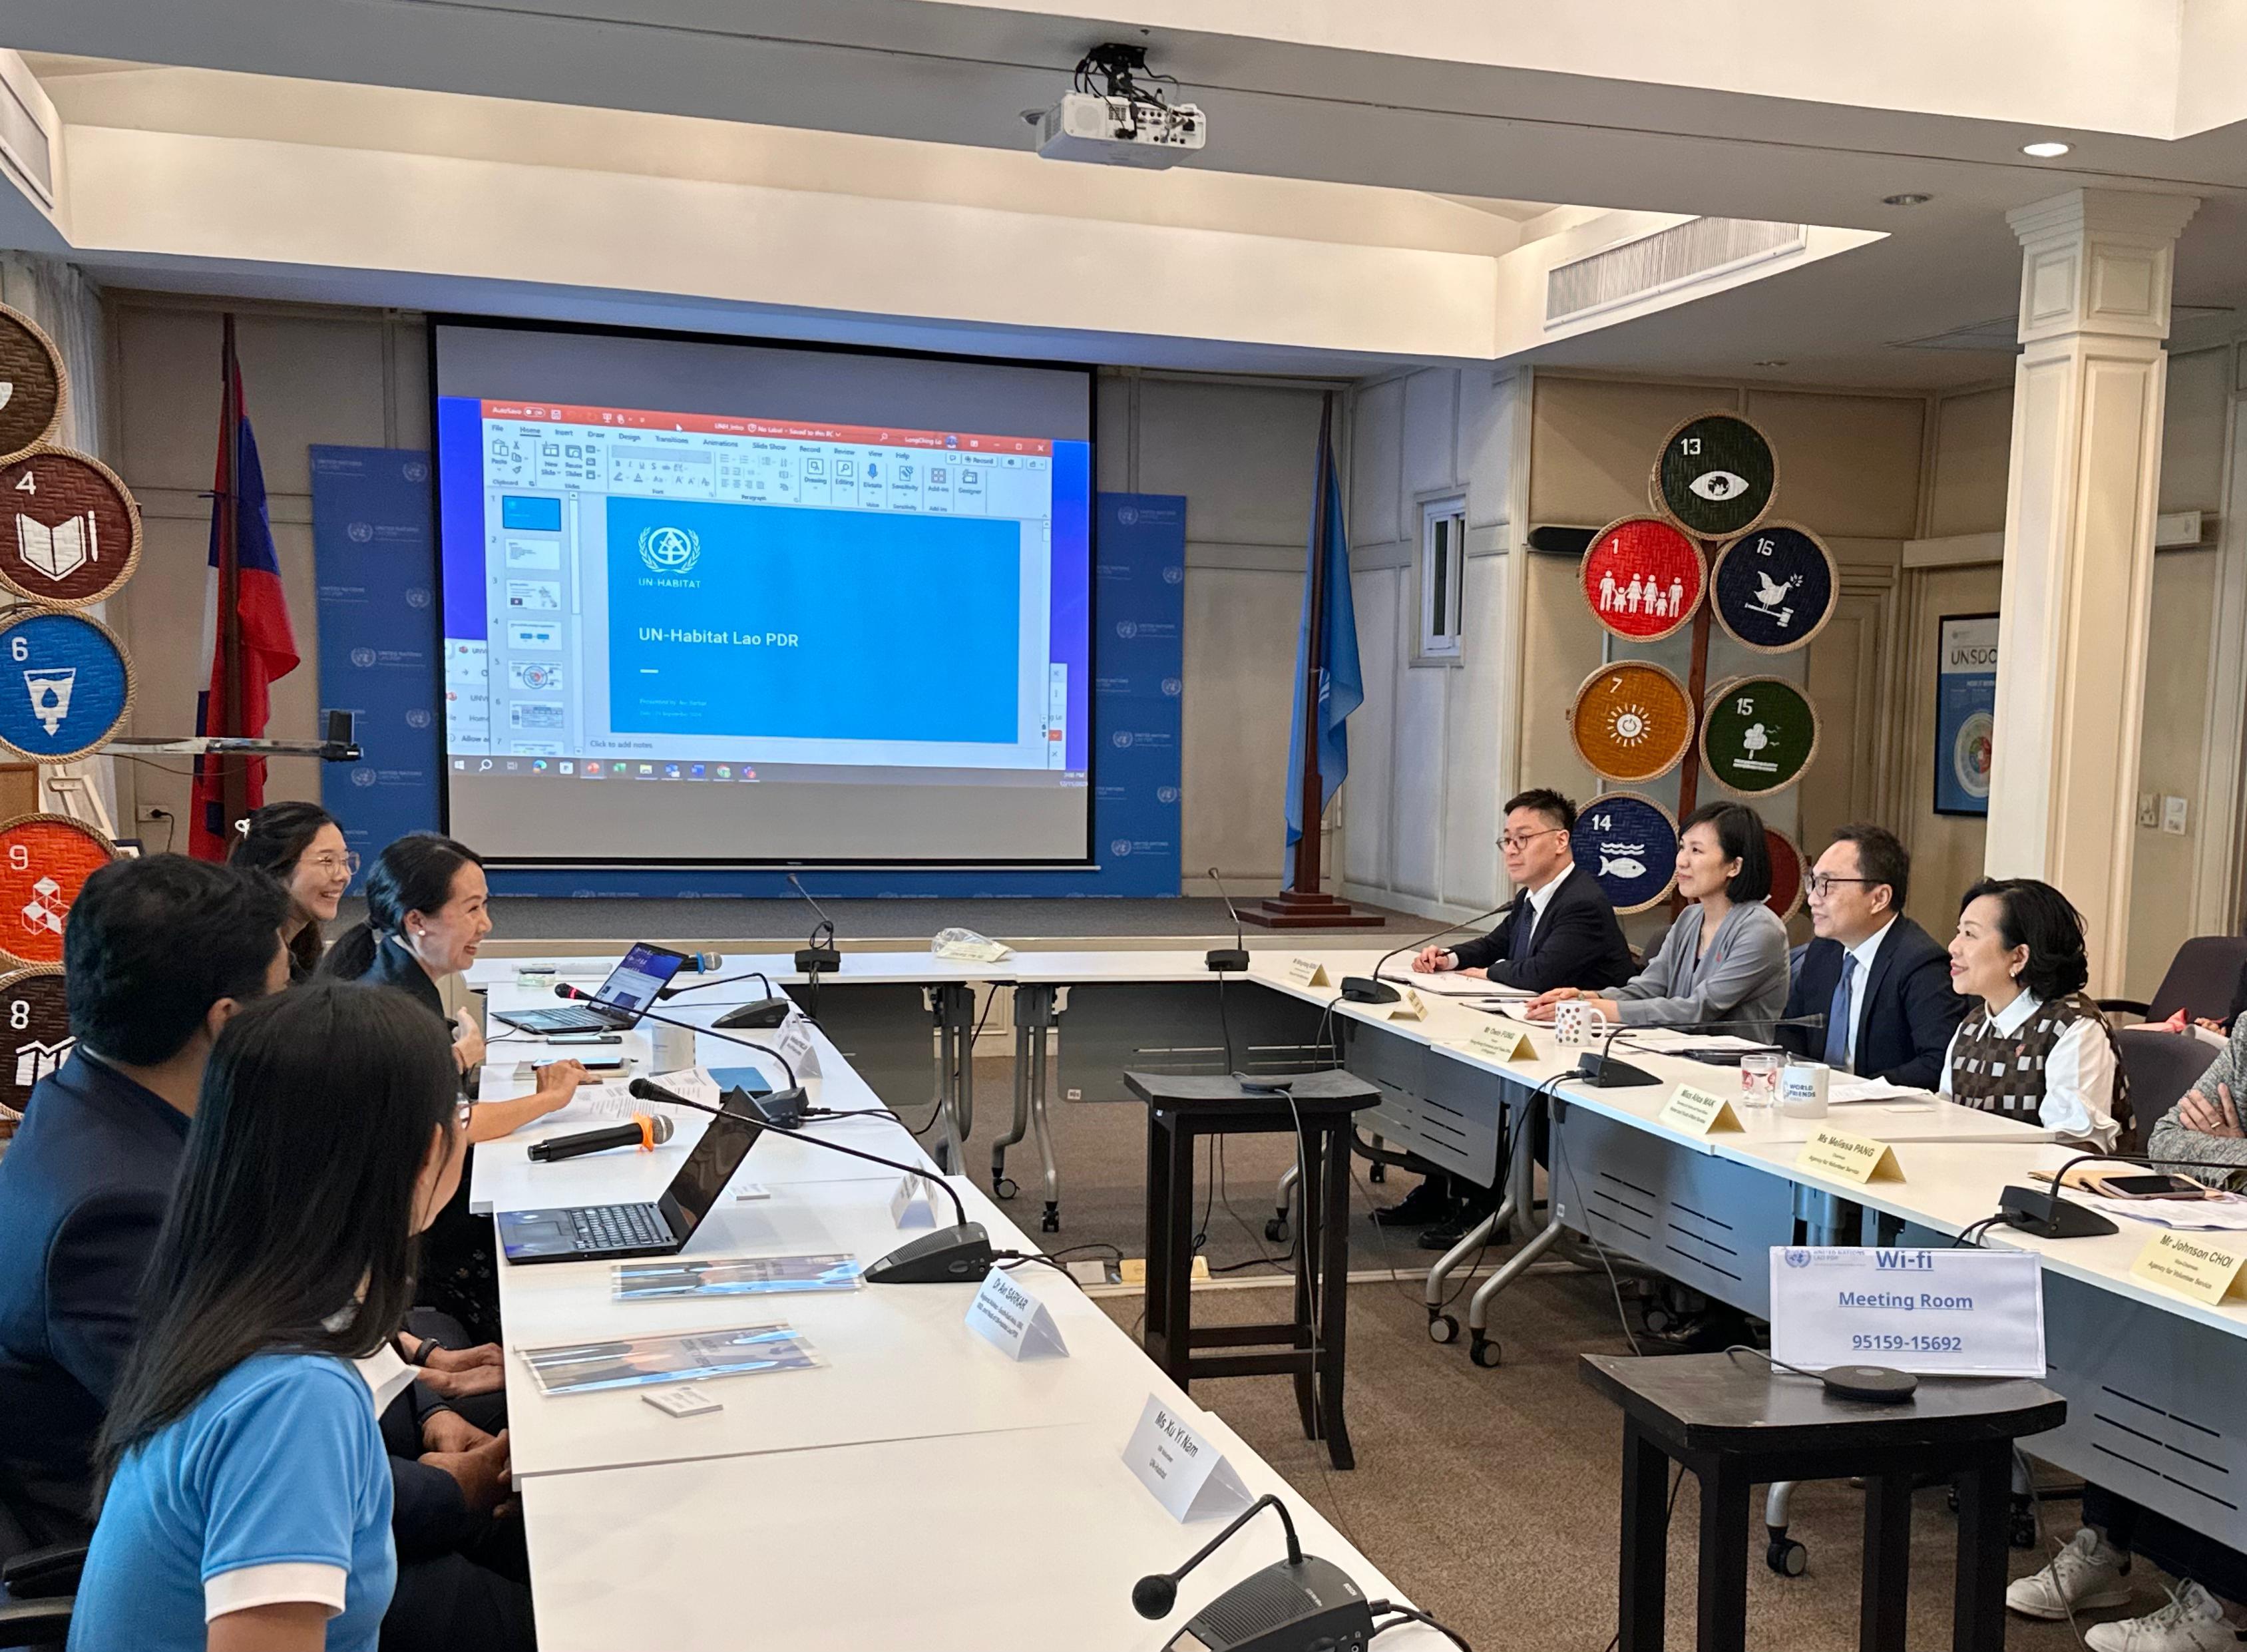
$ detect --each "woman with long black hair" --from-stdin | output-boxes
[323,832,584,1342]
[71,983,471,1652]
[230,800,354,980]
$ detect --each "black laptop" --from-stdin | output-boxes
[492,942,690,1035]
[496,1084,772,1264]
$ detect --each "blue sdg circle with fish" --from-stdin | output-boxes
[1571,792,1678,915]
[0,610,130,761]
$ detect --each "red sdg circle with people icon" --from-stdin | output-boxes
[1581,516,1705,643]
[0,814,117,966]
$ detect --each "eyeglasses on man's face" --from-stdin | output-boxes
[1498,827,1567,853]
[1806,873,1872,899]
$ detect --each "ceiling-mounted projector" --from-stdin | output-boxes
[1034,44,1205,168]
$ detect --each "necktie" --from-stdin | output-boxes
[1510,896,1535,963]
[1822,952,1856,1069]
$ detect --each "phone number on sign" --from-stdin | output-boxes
[1852,1334,1963,1354]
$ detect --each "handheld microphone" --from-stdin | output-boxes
[1340,903,1510,1004]
[1577,1012,1826,1090]
[630,1078,995,1283]
[660,967,795,1030]
[1131,1495,1376,1652]
[527,1113,676,1162]
[678,950,723,973]
[787,874,843,974]
[1204,867,1249,974]
[553,982,800,1095]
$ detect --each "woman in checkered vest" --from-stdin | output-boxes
[1939,877,2128,1151]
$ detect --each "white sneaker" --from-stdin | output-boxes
[2008,1528,2133,1619]
[2085,1581,2237,1651]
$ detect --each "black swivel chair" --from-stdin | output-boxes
[2100,936,2247,1026]
[2117,1026,2222,1130]
[0,1483,78,1647]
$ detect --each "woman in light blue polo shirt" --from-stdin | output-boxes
[71,981,468,1652]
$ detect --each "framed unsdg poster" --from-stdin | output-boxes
[1935,613,1997,817]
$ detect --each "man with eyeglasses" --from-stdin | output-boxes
[1390,789,1634,1243]
[1776,823,1966,1088]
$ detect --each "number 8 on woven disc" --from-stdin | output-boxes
[0,964,69,1144]
[0,608,132,762]
[1700,676,1818,796]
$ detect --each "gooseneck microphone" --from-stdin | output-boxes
[1204,867,1249,974]
[1578,1012,1827,1090]
[629,1078,995,1283]
[1131,1494,1392,1652]
[1132,1495,1304,1619]
[528,1113,676,1162]
[553,982,801,1100]
[1995,1149,2167,1239]
[660,967,795,1030]
[787,874,843,974]
[1339,903,1510,1004]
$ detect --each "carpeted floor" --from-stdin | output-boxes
[974,1060,2192,1651]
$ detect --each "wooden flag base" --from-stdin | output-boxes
[1239,889,1386,930]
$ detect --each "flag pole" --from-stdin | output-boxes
[218,313,248,834]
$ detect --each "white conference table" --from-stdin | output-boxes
[477,990,1452,1649]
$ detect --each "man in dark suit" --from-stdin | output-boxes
[1382,789,1636,1241]
[1412,788,1635,992]
[1778,823,1967,1089]
[0,854,531,1652]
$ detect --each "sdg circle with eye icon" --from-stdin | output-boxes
[1651,412,1776,538]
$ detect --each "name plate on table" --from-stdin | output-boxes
[2132,1231,2247,1305]
[1386,988,1429,1022]
[891,1174,938,1229]
[966,1267,1070,1361]
[1659,1084,1744,1137]
[1459,1022,1536,1062]
[1123,1393,1252,1523]
[774,1012,823,1081]
[1284,957,1332,988]
[1798,1126,1904,1185]
[1769,1247,2045,1376]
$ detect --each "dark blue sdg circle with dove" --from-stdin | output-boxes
[1571,792,1679,915]
[1711,523,1836,653]
[0,609,131,761]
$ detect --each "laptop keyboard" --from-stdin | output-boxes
[568,1203,671,1251]
[538,1007,616,1032]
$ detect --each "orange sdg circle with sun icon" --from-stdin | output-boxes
[1569,662,1695,783]
[0,815,118,966]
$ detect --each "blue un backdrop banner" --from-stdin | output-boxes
[310,447,443,889]
[1088,493,1185,898]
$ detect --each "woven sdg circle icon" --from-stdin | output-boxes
[1701,675,1819,796]
[1569,662,1695,783]
[0,305,65,467]
[1711,523,1836,653]
[0,609,133,763]
[0,964,70,1146]
[0,447,142,609]
[1651,412,1776,539]
[1581,517,1703,642]
[0,814,117,966]
[1571,792,1679,915]
[1764,826,1805,921]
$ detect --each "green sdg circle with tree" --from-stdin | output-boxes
[1700,676,1818,796]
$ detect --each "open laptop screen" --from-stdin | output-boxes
[657,1096,764,1237]
[598,944,690,1014]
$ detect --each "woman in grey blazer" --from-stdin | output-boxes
[1528,801,1790,1038]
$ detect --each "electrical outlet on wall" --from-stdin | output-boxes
[2138,792,2159,829]
[2162,795,2189,835]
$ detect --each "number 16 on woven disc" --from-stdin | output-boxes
[0,609,132,762]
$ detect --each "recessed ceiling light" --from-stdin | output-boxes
[2021,140,2072,158]
[1752,359,1789,369]
[1882,192,1932,206]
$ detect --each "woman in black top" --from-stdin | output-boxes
[229,801,356,982]
[323,833,586,1341]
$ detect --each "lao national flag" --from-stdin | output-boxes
[189,365,298,861]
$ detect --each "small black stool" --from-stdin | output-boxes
[1581,1352,2064,1652]
[1125,1069,1379,1470]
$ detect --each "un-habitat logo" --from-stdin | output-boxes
[639,524,701,575]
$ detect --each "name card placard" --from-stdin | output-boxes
[775,1012,823,1081]
[965,1267,1069,1361]
[1799,1126,1904,1185]
[1386,988,1429,1022]
[1768,1245,2044,1376]
[1122,1393,1253,1523]
[2132,1231,2247,1306]
[1659,1084,1744,1137]
[1284,958,1332,989]
[890,1175,937,1230]
[1460,1022,1537,1063]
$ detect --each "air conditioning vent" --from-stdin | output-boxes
[1546,218,1806,328]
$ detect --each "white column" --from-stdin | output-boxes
[1987,189,2198,994]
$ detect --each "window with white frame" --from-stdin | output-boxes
[1418,497,1467,661]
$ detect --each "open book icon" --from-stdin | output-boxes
[15,513,95,582]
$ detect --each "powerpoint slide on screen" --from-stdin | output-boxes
[432,323,1094,865]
